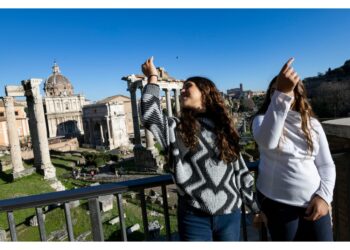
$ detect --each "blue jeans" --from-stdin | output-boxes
[257,190,333,241]
[177,198,241,241]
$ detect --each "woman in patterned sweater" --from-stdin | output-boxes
[140,57,259,241]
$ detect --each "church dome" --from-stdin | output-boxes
[44,62,74,97]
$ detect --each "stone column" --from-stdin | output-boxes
[99,122,105,145]
[26,94,42,168]
[106,104,114,149]
[129,86,142,147]
[106,117,114,149]
[3,96,25,177]
[145,129,155,150]
[174,88,181,116]
[165,88,173,117]
[77,116,83,135]
[22,79,56,180]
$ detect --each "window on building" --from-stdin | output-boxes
[65,103,69,110]
[15,111,19,116]
[0,112,4,117]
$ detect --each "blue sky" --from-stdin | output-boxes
[0,9,350,101]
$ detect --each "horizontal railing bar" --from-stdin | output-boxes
[0,163,259,213]
[0,174,173,212]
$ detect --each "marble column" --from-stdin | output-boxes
[3,96,25,176]
[106,117,114,149]
[145,129,155,150]
[106,104,114,148]
[99,122,105,145]
[129,86,142,147]
[26,91,42,169]
[22,79,56,180]
[174,88,181,116]
[165,88,173,117]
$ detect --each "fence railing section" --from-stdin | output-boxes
[0,162,267,241]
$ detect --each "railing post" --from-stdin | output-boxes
[259,223,268,241]
[7,211,17,241]
[116,193,127,241]
[139,189,149,240]
[36,207,47,241]
[88,198,104,241]
[240,196,248,241]
[64,202,75,241]
[161,185,171,241]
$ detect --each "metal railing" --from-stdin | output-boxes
[0,162,267,241]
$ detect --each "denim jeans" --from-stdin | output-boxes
[257,190,333,241]
[177,198,241,241]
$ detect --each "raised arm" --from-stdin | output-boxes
[140,57,175,152]
[253,58,299,149]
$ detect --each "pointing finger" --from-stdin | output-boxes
[281,57,295,74]
[285,67,294,78]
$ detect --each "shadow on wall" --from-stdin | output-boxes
[56,120,81,137]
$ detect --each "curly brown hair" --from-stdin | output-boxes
[177,77,240,163]
[253,76,317,154]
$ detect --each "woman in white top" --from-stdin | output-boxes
[252,58,336,241]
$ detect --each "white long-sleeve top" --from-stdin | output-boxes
[252,90,336,207]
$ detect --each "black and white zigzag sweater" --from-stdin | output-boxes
[141,83,259,215]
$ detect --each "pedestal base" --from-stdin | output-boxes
[12,167,36,180]
[133,146,165,172]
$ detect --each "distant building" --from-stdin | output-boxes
[227,83,264,99]
[0,100,30,147]
[43,63,85,138]
[97,95,133,135]
[82,96,130,150]
[227,83,244,99]
[251,91,266,97]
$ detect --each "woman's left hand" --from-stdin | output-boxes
[304,195,329,221]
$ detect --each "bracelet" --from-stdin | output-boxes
[148,74,159,79]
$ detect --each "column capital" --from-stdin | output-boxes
[22,78,43,98]
[2,96,14,107]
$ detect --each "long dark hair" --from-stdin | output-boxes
[177,76,240,163]
[253,76,317,154]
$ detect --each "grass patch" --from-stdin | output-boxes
[0,173,54,230]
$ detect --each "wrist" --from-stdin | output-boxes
[148,74,158,84]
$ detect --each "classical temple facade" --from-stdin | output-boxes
[82,96,130,150]
[43,63,85,138]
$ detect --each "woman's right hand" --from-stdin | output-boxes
[141,56,158,83]
[276,58,300,96]
[253,212,268,229]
